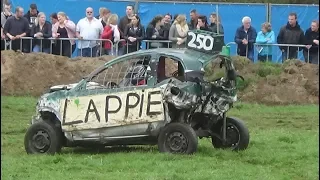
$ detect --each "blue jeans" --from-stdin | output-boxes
[33,45,50,53]
[247,50,254,62]
[78,46,98,57]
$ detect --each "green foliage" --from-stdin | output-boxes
[236,77,254,91]
[256,61,282,77]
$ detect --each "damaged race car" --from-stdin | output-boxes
[24,30,249,155]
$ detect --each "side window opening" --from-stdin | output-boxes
[157,56,185,82]
[87,55,152,90]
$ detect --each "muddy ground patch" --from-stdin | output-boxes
[1,51,318,105]
[1,51,112,96]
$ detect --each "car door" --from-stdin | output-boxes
[59,53,165,138]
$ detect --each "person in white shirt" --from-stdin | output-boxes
[76,7,103,57]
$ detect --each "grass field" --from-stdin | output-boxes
[1,96,319,180]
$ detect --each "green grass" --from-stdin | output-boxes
[1,96,319,180]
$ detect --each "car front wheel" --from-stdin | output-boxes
[24,120,62,154]
[158,123,198,154]
[211,117,250,151]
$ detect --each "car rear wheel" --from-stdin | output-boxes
[211,117,249,151]
[24,120,62,154]
[158,123,198,154]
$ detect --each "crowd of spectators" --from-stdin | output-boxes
[0,2,319,64]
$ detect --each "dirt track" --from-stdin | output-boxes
[1,50,319,105]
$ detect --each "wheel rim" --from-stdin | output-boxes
[165,132,188,153]
[224,123,240,148]
[31,130,51,153]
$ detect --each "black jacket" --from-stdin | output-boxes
[304,27,319,53]
[30,21,52,48]
[24,10,39,26]
[145,24,166,40]
[118,16,131,34]
[209,23,224,34]
[124,24,145,46]
[199,26,211,31]
[188,19,198,30]
[234,25,257,55]
[277,22,305,52]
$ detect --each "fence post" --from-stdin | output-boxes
[267,3,271,23]
[134,0,139,14]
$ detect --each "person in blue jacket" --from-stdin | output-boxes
[234,16,257,61]
[255,22,275,62]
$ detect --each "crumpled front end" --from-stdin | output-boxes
[31,92,62,124]
[162,78,237,117]
[163,80,199,110]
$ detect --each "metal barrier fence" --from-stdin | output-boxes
[226,42,319,64]
[1,37,318,64]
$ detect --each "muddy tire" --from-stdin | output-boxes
[211,117,249,151]
[158,123,198,154]
[24,121,62,154]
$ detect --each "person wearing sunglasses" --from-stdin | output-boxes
[76,7,104,57]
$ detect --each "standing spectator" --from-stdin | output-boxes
[101,11,110,28]
[3,7,29,51]
[209,13,224,34]
[30,12,52,53]
[52,12,77,57]
[96,7,110,25]
[76,7,103,57]
[101,14,124,56]
[161,13,172,47]
[1,25,5,50]
[303,20,319,64]
[118,5,135,33]
[162,14,172,36]
[24,3,39,27]
[188,9,198,30]
[1,2,14,50]
[277,12,304,62]
[50,13,58,24]
[255,22,275,62]
[23,3,39,53]
[197,15,210,31]
[169,14,189,48]
[124,14,145,53]
[118,5,135,55]
[145,15,165,49]
[1,2,14,28]
[50,13,59,55]
[234,16,257,61]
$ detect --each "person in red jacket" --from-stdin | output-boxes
[101,14,125,56]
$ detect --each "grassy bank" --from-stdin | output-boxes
[1,96,319,180]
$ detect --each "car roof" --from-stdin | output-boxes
[117,48,217,70]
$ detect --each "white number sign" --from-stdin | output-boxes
[187,31,214,51]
